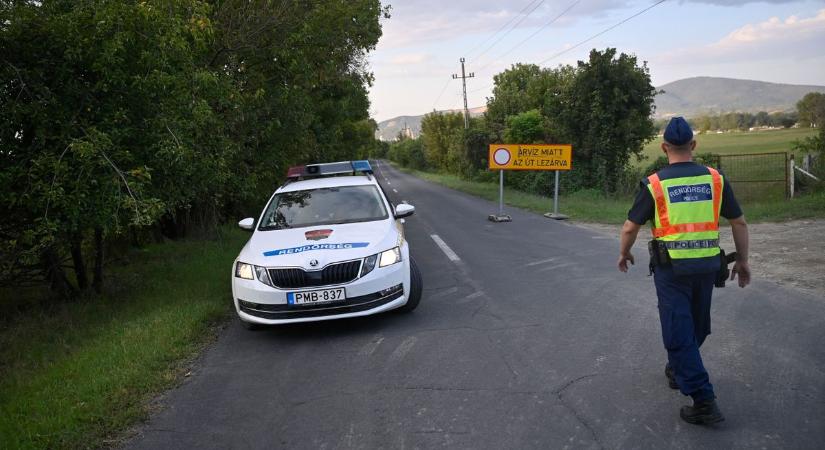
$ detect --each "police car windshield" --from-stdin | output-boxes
[259,185,389,230]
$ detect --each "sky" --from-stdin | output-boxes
[367,0,825,121]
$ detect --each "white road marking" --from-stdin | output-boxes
[387,181,391,185]
[430,234,461,262]
[389,336,417,363]
[537,262,575,272]
[358,336,385,356]
[393,188,398,193]
[524,257,560,267]
[428,286,459,300]
[465,291,484,299]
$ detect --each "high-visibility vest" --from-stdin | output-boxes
[646,167,723,262]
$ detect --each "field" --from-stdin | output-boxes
[0,230,247,449]
[639,128,820,202]
[639,128,817,163]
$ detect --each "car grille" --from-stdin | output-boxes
[268,260,361,289]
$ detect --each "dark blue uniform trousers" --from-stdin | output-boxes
[653,266,716,402]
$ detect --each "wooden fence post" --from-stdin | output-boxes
[789,154,795,198]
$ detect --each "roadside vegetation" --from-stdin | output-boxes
[0,229,247,449]
[383,58,825,224]
[1,2,388,448]
[400,167,825,224]
[1,1,388,299]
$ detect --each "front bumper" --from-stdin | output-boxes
[231,256,410,325]
[239,284,404,321]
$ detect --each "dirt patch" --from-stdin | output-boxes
[578,219,825,298]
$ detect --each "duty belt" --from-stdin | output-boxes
[660,239,719,250]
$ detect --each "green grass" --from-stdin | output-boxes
[401,167,825,224]
[639,128,817,164]
[0,229,247,449]
[407,169,633,224]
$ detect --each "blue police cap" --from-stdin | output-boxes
[664,117,694,146]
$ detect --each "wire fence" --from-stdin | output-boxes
[708,152,788,201]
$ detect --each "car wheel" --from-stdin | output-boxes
[397,257,422,313]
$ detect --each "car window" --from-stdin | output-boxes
[259,185,389,230]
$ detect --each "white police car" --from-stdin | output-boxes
[231,160,422,328]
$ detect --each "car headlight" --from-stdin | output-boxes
[360,254,378,277]
[379,247,402,268]
[235,262,254,280]
[254,266,273,286]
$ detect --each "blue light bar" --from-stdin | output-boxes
[352,160,372,174]
[287,161,373,180]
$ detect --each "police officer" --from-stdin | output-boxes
[616,117,751,425]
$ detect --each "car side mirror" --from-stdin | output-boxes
[238,218,255,231]
[394,204,415,219]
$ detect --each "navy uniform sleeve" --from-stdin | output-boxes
[720,178,743,219]
[628,181,654,225]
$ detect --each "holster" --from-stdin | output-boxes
[714,249,738,288]
[648,240,671,275]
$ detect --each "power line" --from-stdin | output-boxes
[473,0,580,75]
[470,0,546,63]
[538,0,668,65]
[467,0,669,95]
[464,0,543,59]
[431,78,453,111]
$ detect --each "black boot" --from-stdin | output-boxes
[664,364,678,390]
[680,399,725,425]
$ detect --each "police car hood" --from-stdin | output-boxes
[241,220,398,269]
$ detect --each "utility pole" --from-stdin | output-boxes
[452,57,474,129]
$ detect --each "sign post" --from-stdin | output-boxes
[544,170,567,220]
[488,144,573,222]
[499,169,505,218]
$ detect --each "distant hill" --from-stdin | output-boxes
[655,77,825,118]
[376,77,825,141]
[376,107,485,141]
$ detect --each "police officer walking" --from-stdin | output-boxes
[617,117,751,424]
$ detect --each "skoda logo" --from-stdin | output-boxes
[309,259,319,267]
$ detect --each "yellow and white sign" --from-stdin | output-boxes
[488,144,573,171]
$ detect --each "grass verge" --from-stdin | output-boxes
[400,166,825,224]
[0,229,247,449]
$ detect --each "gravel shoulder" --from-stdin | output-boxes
[577,219,825,298]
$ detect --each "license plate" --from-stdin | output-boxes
[288,288,346,305]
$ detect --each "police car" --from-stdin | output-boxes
[231,160,422,328]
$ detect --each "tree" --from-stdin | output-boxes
[420,112,464,171]
[797,92,825,128]
[0,0,387,297]
[547,48,657,193]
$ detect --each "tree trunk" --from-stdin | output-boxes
[70,236,88,291]
[93,228,104,294]
[43,246,74,299]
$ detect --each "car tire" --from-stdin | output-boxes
[398,257,422,313]
[240,317,262,331]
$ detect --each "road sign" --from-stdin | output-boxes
[488,144,572,171]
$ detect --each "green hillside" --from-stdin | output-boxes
[655,77,825,118]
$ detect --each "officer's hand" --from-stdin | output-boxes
[730,260,751,288]
[617,253,634,273]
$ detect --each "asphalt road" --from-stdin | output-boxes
[126,161,825,449]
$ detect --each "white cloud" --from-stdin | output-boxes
[659,9,825,63]
[378,0,629,50]
[389,53,432,65]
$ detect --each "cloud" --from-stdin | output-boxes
[682,0,797,5]
[378,0,630,49]
[389,53,432,65]
[658,9,825,63]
